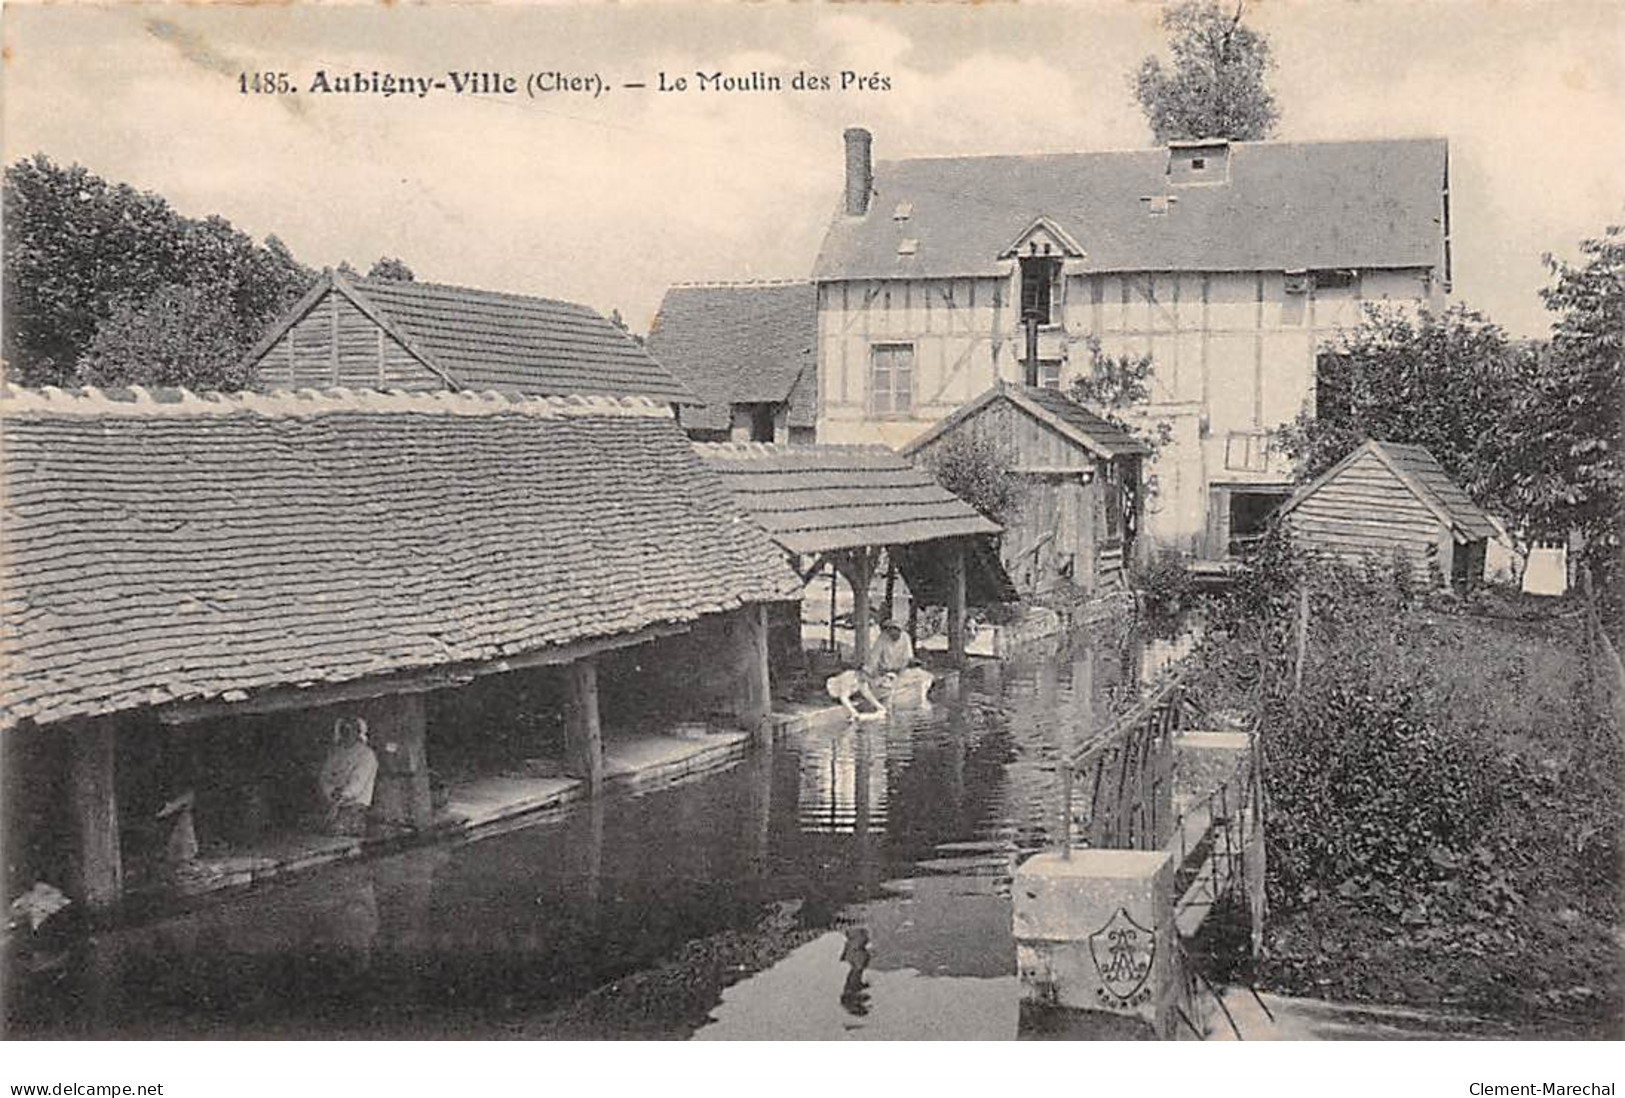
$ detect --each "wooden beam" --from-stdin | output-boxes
[156,621,692,725]
[69,718,122,910]
[565,659,604,796]
[947,538,968,668]
[734,604,772,739]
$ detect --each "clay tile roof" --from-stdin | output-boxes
[901,382,1150,461]
[0,385,801,730]
[647,282,818,431]
[695,442,1000,555]
[814,137,1449,281]
[351,277,699,403]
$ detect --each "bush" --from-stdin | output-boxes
[919,434,1025,524]
[1131,549,1195,620]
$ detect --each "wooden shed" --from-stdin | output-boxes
[1276,440,1495,591]
[901,382,1149,596]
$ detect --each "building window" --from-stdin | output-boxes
[1035,359,1063,389]
[1224,431,1272,473]
[1313,269,1357,291]
[1020,257,1061,325]
[1315,351,1354,427]
[870,343,915,417]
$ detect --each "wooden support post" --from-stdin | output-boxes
[836,548,878,670]
[735,603,772,739]
[565,658,604,796]
[947,538,968,668]
[882,555,897,623]
[69,718,122,910]
[373,693,432,829]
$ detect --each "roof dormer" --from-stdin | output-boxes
[997,216,1086,262]
[1167,139,1231,185]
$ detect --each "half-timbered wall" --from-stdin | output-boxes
[251,290,444,392]
[1284,448,1454,587]
[816,267,1443,550]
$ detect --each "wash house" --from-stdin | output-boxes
[696,443,1014,672]
[0,386,801,911]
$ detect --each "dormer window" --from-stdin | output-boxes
[1020,256,1061,325]
[1167,140,1231,184]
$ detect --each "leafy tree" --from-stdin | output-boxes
[365,256,415,281]
[77,284,251,391]
[1506,226,1624,591]
[1067,335,1174,454]
[920,433,1026,525]
[1273,304,1531,517]
[2,154,315,388]
[1133,0,1280,143]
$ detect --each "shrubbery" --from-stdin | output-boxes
[1196,528,1512,918]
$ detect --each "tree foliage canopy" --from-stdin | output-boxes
[365,256,415,281]
[1274,303,1532,518]
[920,432,1026,525]
[1134,0,1280,143]
[1507,226,1624,570]
[2,155,317,389]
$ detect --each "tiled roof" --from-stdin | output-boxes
[253,274,698,403]
[1371,441,1498,540]
[0,386,801,730]
[901,381,1150,460]
[647,282,817,431]
[695,443,1000,555]
[814,138,1449,281]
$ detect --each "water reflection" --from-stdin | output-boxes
[8,620,1182,1040]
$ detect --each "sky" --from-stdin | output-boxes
[3,0,1621,339]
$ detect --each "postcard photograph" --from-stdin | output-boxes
[0,0,1621,1070]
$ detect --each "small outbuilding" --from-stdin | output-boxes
[1276,439,1495,591]
[900,381,1150,597]
[647,281,817,444]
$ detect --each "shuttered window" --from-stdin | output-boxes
[870,344,915,417]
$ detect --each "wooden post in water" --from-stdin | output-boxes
[565,658,604,796]
[947,538,968,668]
[735,603,772,740]
[69,717,123,910]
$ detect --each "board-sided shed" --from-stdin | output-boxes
[696,443,1015,667]
[901,381,1149,596]
[1276,439,1496,590]
[243,271,698,404]
[1,385,800,909]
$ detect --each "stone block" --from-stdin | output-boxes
[1012,849,1177,1032]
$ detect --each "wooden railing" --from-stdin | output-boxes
[1061,668,1187,853]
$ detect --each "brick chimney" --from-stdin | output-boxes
[844,127,873,217]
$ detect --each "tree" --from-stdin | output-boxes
[2,154,316,388]
[920,433,1026,525]
[77,284,251,391]
[365,256,415,281]
[1506,226,1624,586]
[1273,304,1531,517]
[1133,0,1280,143]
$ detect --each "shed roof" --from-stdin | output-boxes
[0,385,800,730]
[1279,439,1497,541]
[695,443,999,555]
[813,137,1449,281]
[901,381,1150,460]
[647,282,817,431]
[247,273,698,403]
